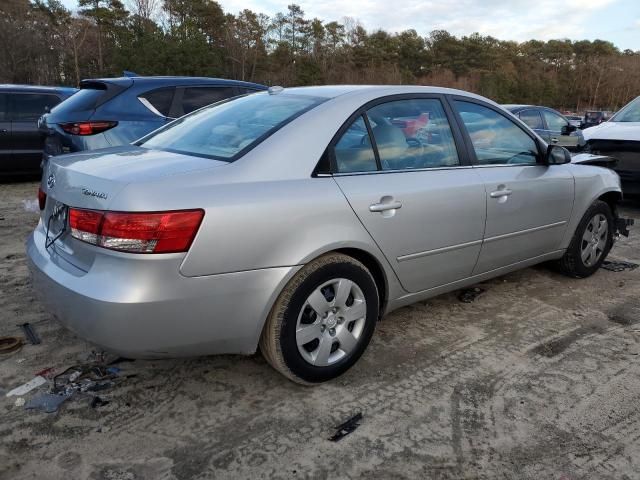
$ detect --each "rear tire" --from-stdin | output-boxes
[260,253,379,385]
[557,200,614,278]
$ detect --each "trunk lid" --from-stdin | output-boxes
[41,145,228,271]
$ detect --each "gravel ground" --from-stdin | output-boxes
[1,180,639,480]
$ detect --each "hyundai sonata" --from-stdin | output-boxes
[28,86,630,384]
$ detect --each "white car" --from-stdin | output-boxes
[583,96,640,195]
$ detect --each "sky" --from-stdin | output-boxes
[60,0,640,51]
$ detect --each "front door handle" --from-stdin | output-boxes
[489,188,513,198]
[0,128,8,133]
[551,137,559,143]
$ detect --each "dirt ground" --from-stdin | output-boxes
[1,180,640,480]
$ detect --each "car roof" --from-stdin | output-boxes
[80,76,266,90]
[279,85,493,102]
[0,84,78,95]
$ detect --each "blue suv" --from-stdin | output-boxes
[39,76,266,161]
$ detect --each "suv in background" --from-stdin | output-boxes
[583,110,610,129]
[504,105,585,151]
[0,85,77,174]
[39,76,266,162]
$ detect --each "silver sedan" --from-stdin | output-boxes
[28,85,627,384]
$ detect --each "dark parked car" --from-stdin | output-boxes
[0,85,77,174]
[583,110,610,129]
[39,76,266,162]
[504,105,585,150]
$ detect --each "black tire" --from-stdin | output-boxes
[259,253,379,385]
[557,200,614,278]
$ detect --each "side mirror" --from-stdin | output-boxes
[545,144,571,165]
[561,124,577,135]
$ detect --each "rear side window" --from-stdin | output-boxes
[51,88,106,114]
[366,98,459,170]
[454,101,538,165]
[334,116,377,173]
[139,88,174,117]
[12,93,60,121]
[0,94,7,121]
[518,109,543,130]
[139,93,325,161]
[180,87,236,116]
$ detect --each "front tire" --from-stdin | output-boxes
[557,200,614,278]
[260,253,379,385]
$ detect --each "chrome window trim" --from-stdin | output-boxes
[331,165,474,177]
[138,96,165,118]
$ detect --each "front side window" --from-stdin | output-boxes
[139,92,325,161]
[542,110,568,132]
[518,109,544,130]
[454,101,539,165]
[180,87,236,116]
[366,98,460,170]
[12,93,61,121]
[334,116,377,173]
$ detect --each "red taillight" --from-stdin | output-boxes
[38,187,47,210]
[60,121,117,136]
[69,208,204,254]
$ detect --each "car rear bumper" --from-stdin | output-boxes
[26,225,299,358]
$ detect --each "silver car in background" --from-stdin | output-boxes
[28,86,628,384]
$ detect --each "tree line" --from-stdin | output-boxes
[2,0,639,111]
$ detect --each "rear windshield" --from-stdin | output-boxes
[138,92,325,161]
[50,88,106,113]
[611,97,640,123]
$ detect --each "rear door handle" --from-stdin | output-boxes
[0,129,7,133]
[489,189,513,198]
[369,198,403,213]
[551,137,559,143]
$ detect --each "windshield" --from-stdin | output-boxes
[610,97,640,122]
[138,92,326,161]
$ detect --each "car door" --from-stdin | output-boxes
[541,109,578,149]
[451,98,574,274]
[0,93,10,171]
[10,93,61,172]
[517,108,549,142]
[332,96,487,293]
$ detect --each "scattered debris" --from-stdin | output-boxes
[0,336,23,355]
[17,323,41,345]
[458,287,485,303]
[52,365,118,396]
[90,396,110,409]
[14,397,25,407]
[25,392,72,413]
[601,260,639,273]
[329,413,363,442]
[16,358,25,364]
[6,376,47,397]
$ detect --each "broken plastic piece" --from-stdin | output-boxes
[17,323,40,345]
[458,287,485,303]
[25,393,71,413]
[5,376,47,397]
[601,260,639,272]
[329,412,363,442]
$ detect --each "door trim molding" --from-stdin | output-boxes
[484,221,567,244]
[397,239,483,263]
